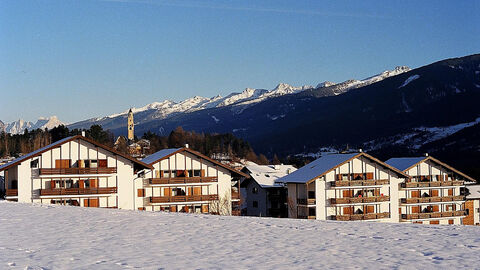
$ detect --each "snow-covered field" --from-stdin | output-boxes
[1,202,480,270]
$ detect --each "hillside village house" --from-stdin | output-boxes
[277,152,409,222]
[241,162,296,217]
[386,156,475,225]
[464,184,480,225]
[1,135,152,209]
[138,146,248,215]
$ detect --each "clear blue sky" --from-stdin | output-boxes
[1,0,479,123]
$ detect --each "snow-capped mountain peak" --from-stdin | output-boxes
[1,116,65,134]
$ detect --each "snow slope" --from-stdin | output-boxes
[1,201,479,270]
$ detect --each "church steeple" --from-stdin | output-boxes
[127,108,134,141]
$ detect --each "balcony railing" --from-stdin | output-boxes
[400,180,464,188]
[39,187,117,196]
[5,189,18,196]
[400,195,465,204]
[298,215,317,219]
[297,198,316,205]
[231,191,240,200]
[149,194,219,204]
[330,196,390,205]
[401,210,467,220]
[39,167,117,175]
[333,212,390,221]
[145,177,217,185]
[331,179,390,187]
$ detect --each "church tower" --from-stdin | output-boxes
[127,108,134,141]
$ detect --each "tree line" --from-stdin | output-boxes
[0,125,295,166]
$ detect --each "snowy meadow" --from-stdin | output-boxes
[1,201,480,269]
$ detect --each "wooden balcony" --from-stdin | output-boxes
[298,215,317,220]
[149,194,219,204]
[331,179,389,187]
[5,189,18,196]
[401,210,467,220]
[231,191,240,200]
[39,167,117,175]
[146,177,217,185]
[400,180,464,188]
[297,198,316,205]
[400,195,465,204]
[333,212,390,221]
[39,187,117,196]
[330,196,390,205]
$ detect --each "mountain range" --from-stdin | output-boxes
[68,65,411,133]
[0,116,64,134]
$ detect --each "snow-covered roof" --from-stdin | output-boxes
[466,185,480,200]
[277,153,359,184]
[141,148,182,165]
[244,162,297,188]
[385,157,426,171]
[386,156,477,182]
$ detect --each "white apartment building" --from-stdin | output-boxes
[1,135,152,209]
[386,156,475,225]
[277,152,409,222]
[137,147,248,215]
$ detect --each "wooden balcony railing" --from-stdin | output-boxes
[333,212,390,221]
[5,189,18,196]
[146,177,217,185]
[298,215,317,220]
[401,210,467,220]
[39,167,117,175]
[330,196,390,205]
[149,194,219,204]
[331,179,390,187]
[39,187,117,196]
[400,195,465,204]
[231,191,240,200]
[297,198,316,205]
[400,180,464,188]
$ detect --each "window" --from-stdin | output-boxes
[193,170,202,177]
[30,159,39,168]
[252,187,258,194]
[253,201,258,208]
[11,180,18,189]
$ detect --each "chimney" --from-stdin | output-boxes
[185,143,189,149]
[425,153,429,157]
[81,131,86,137]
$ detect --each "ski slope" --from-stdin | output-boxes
[1,201,479,269]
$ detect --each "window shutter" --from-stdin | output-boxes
[78,180,85,189]
[137,189,145,197]
[50,180,56,189]
[366,172,374,180]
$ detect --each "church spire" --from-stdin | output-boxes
[127,108,134,141]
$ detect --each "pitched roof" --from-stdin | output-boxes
[243,162,297,188]
[142,148,249,178]
[277,152,409,184]
[0,135,152,172]
[385,157,426,172]
[466,185,480,200]
[141,148,182,165]
[385,156,476,182]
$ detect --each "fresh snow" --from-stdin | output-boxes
[1,202,480,269]
[398,75,420,88]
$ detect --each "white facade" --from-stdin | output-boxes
[387,157,471,225]
[138,148,246,215]
[2,135,150,210]
[283,153,406,223]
